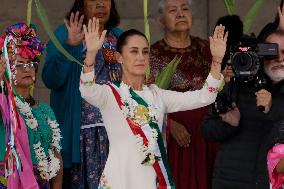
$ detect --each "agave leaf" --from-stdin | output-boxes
[155,56,181,89]
[243,0,264,33]
[34,0,83,66]
[26,0,33,26]
[224,0,235,15]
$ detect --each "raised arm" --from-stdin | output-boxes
[79,17,109,108]
[156,25,227,113]
[42,12,84,90]
[154,73,223,113]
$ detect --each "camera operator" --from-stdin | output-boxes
[201,27,284,189]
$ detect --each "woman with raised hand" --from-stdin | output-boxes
[42,0,122,188]
[79,17,227,189]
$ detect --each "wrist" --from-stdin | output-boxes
[212,56,223,64]
[66,38,80,46]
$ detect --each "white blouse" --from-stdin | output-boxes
[79,71,223,189]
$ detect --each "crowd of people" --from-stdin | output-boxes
[0,0,284,189]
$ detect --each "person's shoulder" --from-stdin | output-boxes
[38,101,54,112]
[191,36,209,46]
[110,27,123,37]
[151,39,164,49]
[53,24,68,37]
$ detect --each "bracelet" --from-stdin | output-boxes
[83,63,94,68]
[212,60,222,64]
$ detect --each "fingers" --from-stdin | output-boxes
[95,17,100,34]
[255,90,271,107]
[70,12,75,27]
[88,19,92,33]
[64,19,70,30]
[83,24,88,35]
[100,30,107,44]
[176,132,191,147]
[78,14,85,29]
[213,25,219,39]
[74,11,80,27]
[212,25,227,41]
[224,31,228,43]
[278,6,282,17]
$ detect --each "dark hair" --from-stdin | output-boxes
[215,15,244,69]
[259,0,284,41]
[66,0,120,29]
[215,15,243,47]
[116,29,149,53]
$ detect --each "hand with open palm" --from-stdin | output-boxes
[82,17,107,72]
[210,25,228,63]
[64,11,85,46]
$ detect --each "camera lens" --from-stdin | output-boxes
[232,52,253,72]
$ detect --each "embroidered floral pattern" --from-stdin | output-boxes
[116,82,160,165]
[203,80,223,93]
[98,173,111,189]
[80,76,96,86]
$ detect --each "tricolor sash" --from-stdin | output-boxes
[108,82,175,189]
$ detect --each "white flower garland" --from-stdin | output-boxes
[119,82,160,165]
[15,97,62,180]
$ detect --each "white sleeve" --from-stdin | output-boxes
[79,71,109,109]
[155,73,224,113]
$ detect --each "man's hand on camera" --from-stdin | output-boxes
[220,103,240,127]
[255,89,272,114]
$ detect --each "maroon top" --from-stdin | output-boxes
[150,36,218,189]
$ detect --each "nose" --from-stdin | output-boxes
[176,8,185,18]
[96,1,105,8]
[278,50,284,62]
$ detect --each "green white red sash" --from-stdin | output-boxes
[108,82,175,189]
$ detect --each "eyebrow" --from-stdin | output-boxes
[168,3,189,8]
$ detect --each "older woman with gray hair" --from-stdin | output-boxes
[150,0,217,188]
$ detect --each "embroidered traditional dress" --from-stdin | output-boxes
[80,71,223,189]
[150,37,218,189]
[0,101,59,189]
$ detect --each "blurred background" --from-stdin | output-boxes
[0,0,281,103]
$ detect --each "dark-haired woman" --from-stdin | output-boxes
[42,0,122,188]
[80,18,226,188]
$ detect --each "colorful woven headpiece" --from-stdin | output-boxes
[0,22,45,59]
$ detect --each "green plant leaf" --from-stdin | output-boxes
[34,0,83,66]
[155,56,181,89]
[26,0,33,26]
[243,0,264,33]
[144,0,151,80]
[224,0,235,15]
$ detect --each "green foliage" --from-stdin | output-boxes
[34,0,83,66]
[155,56,181,89]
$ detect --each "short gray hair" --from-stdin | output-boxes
[158,0,192,15]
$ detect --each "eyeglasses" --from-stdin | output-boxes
[14,61,39,71]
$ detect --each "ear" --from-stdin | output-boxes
[115,51,123,64]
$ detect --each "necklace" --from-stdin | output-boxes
[24,95,36,107]
[118,81,160,165]
[15,96,62,180]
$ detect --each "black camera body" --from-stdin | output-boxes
[229,34,278,81]
[213,35,278,114]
